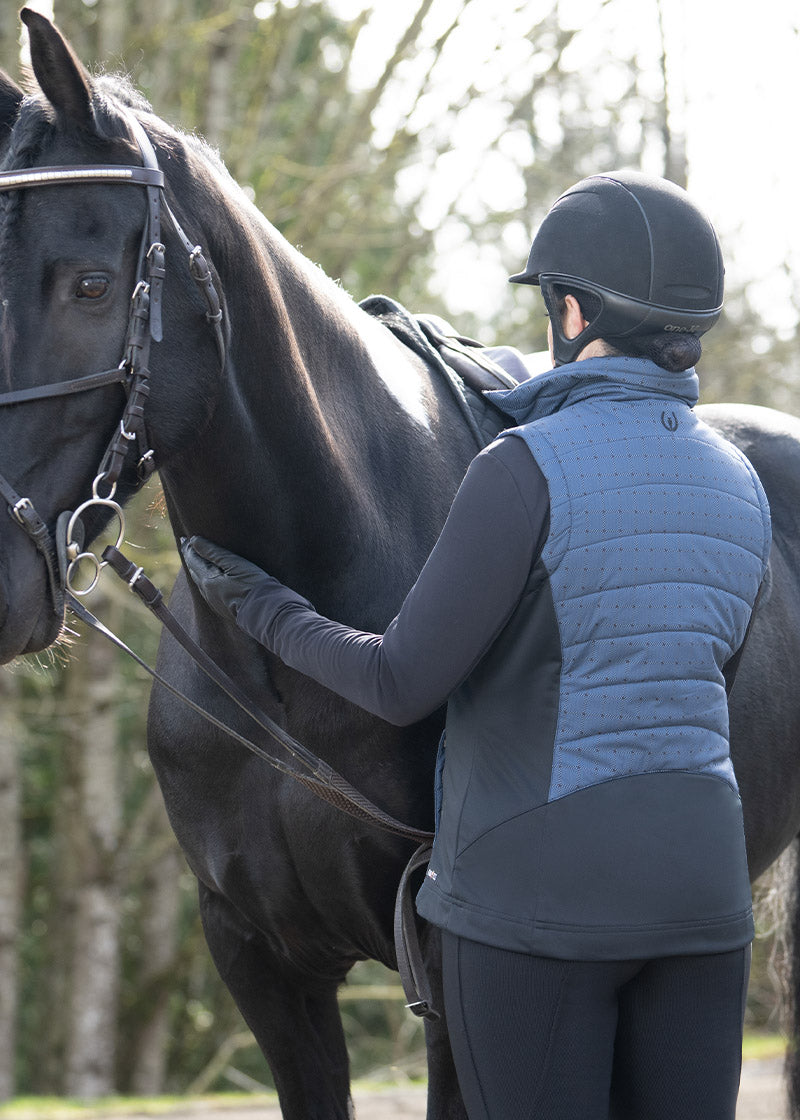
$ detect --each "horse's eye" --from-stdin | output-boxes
[76,274,110,300]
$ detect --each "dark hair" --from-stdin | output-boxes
[551,284,701,373]
[609,331,701,372]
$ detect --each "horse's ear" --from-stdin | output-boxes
[0,71,23,142]
[20,7,94,131]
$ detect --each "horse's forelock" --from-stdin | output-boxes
[93,73,152,116]
[2,71,155,173]
[1,96,52,173]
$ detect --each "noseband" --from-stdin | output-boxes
[0,112,225,615]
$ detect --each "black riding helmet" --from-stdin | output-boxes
[510,170,724,366]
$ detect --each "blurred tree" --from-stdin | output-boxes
[0,14,19,77]
[60,602,122,1097]
[48,0,451,309]
[701,279,800,410]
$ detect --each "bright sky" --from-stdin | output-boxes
[330,0,800,335]
[22,0,800,336]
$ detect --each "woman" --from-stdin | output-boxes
[183,170,771,1120]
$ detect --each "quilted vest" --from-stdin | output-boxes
[416,357,771,960]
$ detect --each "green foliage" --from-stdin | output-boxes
[48,0,441,310]
[700,283,800,410]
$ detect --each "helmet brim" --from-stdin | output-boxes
[508,270,538,285]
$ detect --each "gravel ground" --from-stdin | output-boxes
[73,1056,784,1120]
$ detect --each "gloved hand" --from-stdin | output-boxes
[181,536,274,620]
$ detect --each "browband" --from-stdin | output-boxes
[0,165,164,192]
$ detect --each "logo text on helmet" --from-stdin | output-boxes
[664,324,701,333]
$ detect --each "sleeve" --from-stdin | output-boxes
[235,436,549,725]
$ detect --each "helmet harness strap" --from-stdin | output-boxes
[540,278,604,367]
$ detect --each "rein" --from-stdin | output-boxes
[69,548,433,844]
[0,111,434,849]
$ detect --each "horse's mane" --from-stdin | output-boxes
[1,69,226,175]
[94,73,233,182]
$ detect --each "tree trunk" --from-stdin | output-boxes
[203,8,249,149]
[62,613,122,1098]
[655,0,688,188]
[0,671,21,1100]
[0,8,20,73]
[129,817,182,1095]
[96,0,128,62]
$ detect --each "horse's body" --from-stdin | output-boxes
[2,12,800,1119]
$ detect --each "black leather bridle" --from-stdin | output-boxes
[0,112,224,612]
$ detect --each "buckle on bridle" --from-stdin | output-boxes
[126,564,145,590]
[11,496,34,526]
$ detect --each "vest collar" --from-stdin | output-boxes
[486,356,700,425]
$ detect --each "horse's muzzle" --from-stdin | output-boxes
[0,544,64,663]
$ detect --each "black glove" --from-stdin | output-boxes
[181,536,275,620]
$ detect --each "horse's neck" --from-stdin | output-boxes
[162,206,440,613]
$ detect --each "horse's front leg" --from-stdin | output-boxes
[198,883,354,1120]
[421,925,468,1120]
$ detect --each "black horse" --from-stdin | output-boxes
[1,11,800,1119]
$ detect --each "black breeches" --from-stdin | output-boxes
[441,931,750,1120]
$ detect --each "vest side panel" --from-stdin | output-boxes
[418,770,754,959]
[418,556,562,911]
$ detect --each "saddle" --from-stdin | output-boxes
[361,295,526,451]
[414,314,520,393]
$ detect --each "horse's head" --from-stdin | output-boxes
[0,10,225,661]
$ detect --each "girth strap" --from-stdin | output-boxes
[393,841,438,1019]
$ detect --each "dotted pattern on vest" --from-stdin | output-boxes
[517,398,770,803]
